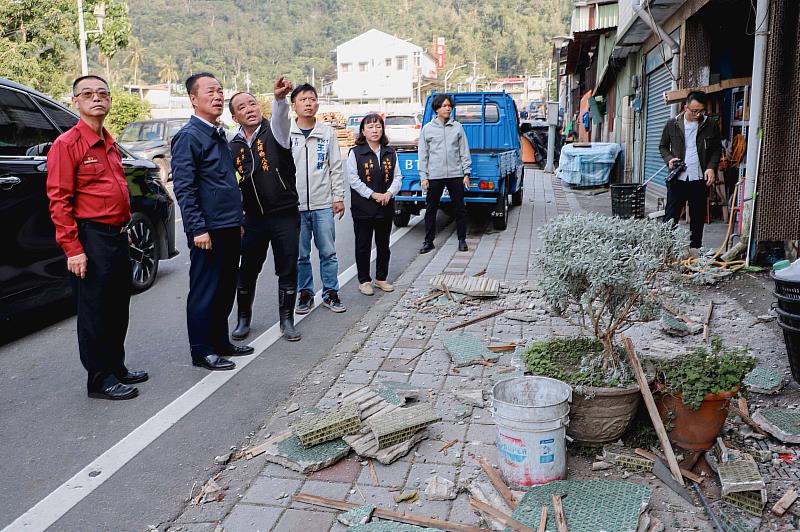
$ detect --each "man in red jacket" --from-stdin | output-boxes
[47,75,147,400]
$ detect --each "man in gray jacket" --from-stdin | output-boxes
[289,84,346,313]
[418,93,472,253]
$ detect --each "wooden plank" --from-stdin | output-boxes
[479,458,517,510]
[622,335,685,487]
[446,309,505,331]
[664,77,752,104]
[538,506,548,532]
[469,497,537,532]
[441,283,454,301]
[634,448,704,484]
[737,397,749,417]
[703,301,714,343]
[552,494,568,532]
[294,493,486,532]
[729,404,769,436]
[771,489,798,516]
[488,343,518,353]
[416,290,444,306]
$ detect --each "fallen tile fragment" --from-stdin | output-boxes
[444,333,500,367]
[721,488,767,516]
[751,407,800,443]
[453,388,484,408]
[424,475,457,501]
[719,458,765,496]
[294,403,362,447]
[429,273,500,297]
[286,402,300,414]
[349,521,440,532]
[743,367,784,394]
[504,310,538,323]
[255,430,350,474]
[213,453,231,465]
[369,404,441,449]
[337,504,375,526]
[592,461,613,471]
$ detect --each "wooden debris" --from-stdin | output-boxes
[738,397,749,417]
[474,269,487,277]
[446,309,505,331]
[552,494,569,532]
[622,335,685,487]
[634,448,704,483]
[487,343,518,353]
[368,460,378,484]
[469,497,537,532]
[498,367,516,374]
[439,438,459,455]
[729,405,769,436]
[703,301,714,343]
[467,480,513,531]
[771,489,798,517]
[415,290,444,306]
[478,458,517,510]
[441,282,455,301]
[538,506,548,532]
[393,490,418,503]
[293,493,486,532]
[403,345,432,366]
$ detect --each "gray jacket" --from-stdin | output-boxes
[418,118,472,181]
[290,119,344,212]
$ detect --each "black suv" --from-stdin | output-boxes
[118,118,187,181]
[0,78,178,320]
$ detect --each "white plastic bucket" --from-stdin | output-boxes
[492,376,572,487]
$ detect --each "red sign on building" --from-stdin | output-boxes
[436,37,445,70]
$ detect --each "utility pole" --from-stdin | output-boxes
[245,71,251,93]
[472,55,478,92]
[311,67,315,89]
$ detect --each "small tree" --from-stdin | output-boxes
[537,212,688,368]
[106,89,150,136]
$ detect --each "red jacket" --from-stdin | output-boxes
[46,119,131,257]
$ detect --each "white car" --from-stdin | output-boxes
[385,114,421,148]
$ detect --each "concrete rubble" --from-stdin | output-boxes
[423,475,457,500]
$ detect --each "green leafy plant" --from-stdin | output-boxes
[537,212,688,370]
[521,337,634,388]
[105,89,150,136]
[655,337,756,409]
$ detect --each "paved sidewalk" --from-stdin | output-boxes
[166,169,585,532]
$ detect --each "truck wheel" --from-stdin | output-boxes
[128,212,160,293]
[393,212,411,228]
[154,158,170,182]
[511,184,524,206]
[493,193,508,230]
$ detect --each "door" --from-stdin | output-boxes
[0,86,71,314]
[643,66,673,192]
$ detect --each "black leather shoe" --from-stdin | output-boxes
[115,369,149,384]
[420,241,435,254]
[219,344,254,356]
[88,382,139,400]
[458,239,468,252]
[192,354,236,371]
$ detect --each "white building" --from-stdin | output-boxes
[333,29,437,107]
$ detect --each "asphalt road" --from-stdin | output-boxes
[0,189,451,531]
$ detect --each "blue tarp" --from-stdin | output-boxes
[557,143,622,186]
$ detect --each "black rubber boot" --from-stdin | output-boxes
[231,287,254,340]
[279,289,301,341]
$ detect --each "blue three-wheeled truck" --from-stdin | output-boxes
[393,92,524,230]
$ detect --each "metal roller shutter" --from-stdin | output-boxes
[643,67,673,191]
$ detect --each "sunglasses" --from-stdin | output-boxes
[74,89,111,100]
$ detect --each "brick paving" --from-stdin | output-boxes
[168,170,712,531]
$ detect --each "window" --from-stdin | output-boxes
[340,63,351,73]
[385,58,392,68]
[358,62,369,72]
[396,56,408,71]
[454,103,500,123]
[167,120,185,137]
[34,97,78,132]
[413,52,421,67]
[0,88,62,156]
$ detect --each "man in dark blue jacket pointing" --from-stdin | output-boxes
[171,72,254,371]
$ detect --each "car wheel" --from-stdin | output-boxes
[154,158,170,181]
[511,181,524,206]
[128,212,160,293]
[493,191,508,230]
[393,212,411,228]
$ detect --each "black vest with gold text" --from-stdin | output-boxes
[350,143,396,220]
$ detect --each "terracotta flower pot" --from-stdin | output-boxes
[567,384,642,443]
[656,388,738,450]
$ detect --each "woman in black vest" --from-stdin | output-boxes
[346,113,403,296]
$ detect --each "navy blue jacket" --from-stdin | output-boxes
[171,115,243,236]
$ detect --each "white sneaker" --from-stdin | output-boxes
[373,280,394,292]
[359,282,374,295]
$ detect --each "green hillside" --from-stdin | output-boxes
[124,0,572,92]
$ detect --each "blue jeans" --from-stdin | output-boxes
[298,208,340,296]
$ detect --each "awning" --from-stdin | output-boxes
[616,0,685,46]
[571,2,619,33]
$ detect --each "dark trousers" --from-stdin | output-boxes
[424,177,467,243]
[353,217,392,284]
[71,221,131,390]
[665,179,707,248]
[187,227,240,357]
[239,210,300,293]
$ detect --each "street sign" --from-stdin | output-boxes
[436,37,445,70]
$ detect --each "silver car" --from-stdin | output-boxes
[385,114,421,148]
[118,118,187,181]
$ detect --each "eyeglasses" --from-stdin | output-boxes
[686,108,705,115]
[74,89,111,100]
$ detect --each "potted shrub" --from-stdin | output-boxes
[527,212,687,443]
[654,337,756,450]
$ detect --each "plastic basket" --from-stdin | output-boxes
[773,292,800,314]
[778,321,800,384]
[770,271,800,299]
[610,184,646,219]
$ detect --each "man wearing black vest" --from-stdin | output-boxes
[346,113,403,295]
[228,78,300,341]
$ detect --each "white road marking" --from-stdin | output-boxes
[5,215,423,531]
